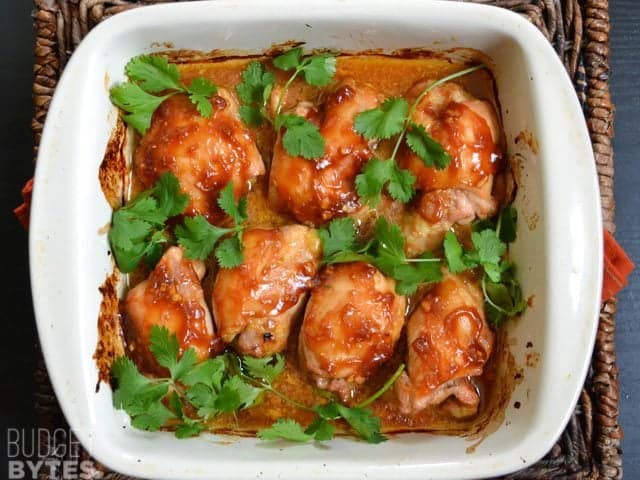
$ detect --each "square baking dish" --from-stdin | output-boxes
[29,0,603,478]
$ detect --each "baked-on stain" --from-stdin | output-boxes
[515,130,540,155]
[95,49,521,439]
[93,270,125,388]
[98,117,127,209]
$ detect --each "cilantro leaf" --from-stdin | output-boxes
[393,253,443,295]
[471,230,506,268]
[301,54,337,86]
[125,55,182,93]
[148,325,180,373]
[355,158,415,206]
[153,171,190,218]
[498,206,518,243]
[186,77,218,118]
[110,83,173,134]
[279,114,325,159]
[175,422,206,439]
[215,235,244,268]
[443,231,475,273]
[108,173,186,273]
[242,354,285,384]
[335,404,386,444]
[483,276,527,326]
[239,105,265,127]
[405,123,451,169]
[258,419,314,442]
[122,196,166,225]
[273,47,303,71]
[370,217,405,276]
[236,61,275,104]
[181,357,226,390]
[175,215,231,260]
[215,376,262,412]
[385,161,416,203]
[355,158,393,206]
[217,182,248,225]
[111,357,168,410]
[304,417,335,441]
[130,400,175,431]
[354,98,408,140]
[111,55,218,134]
[318,217,357,261]
[186,383,220,419]
[236,61,275,127]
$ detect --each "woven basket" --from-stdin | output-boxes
[30,0,620,478]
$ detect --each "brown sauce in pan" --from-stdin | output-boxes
[112,54,514,435]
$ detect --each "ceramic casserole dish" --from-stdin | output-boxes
[29,0,603,478]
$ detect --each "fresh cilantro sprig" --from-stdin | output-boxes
[319,217,443,295]
[108,172,189,273]
[110,55,218,134]
[257,363,405,444]
[236,48,337,159]
[353,65,485,205]
[443,206,527,325]
[112,326,264,437]
[174,182,248,268]
[112,328,403,444]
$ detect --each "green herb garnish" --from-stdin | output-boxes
[353,65,485,205]
[112,326,402,443]
[442,206,527,325]
[236,48,337,159]
[108,172,188,273]
[110,55,218,134]
[174,182,248,268]
[319,217,443,295]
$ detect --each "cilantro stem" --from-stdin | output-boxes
[481,275,510,315]
[389,64,486,163]
[274,60,309,119]
[355,363,405,408]
[404,257,442,263]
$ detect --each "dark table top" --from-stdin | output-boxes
[1,0,637,477]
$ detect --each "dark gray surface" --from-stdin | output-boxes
[610,0,640,477]
[0,0,637,476]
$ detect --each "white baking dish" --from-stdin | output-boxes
[29,0,602,478]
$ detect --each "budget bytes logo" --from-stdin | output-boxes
[6,428,103,479]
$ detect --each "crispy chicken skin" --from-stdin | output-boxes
[134,89,265,223]
[211,225,322,357]
[269,80,381,225]
[398,82,502,256]
[395,273,494,415]
[299,262,406,401]
[125,246,219,374]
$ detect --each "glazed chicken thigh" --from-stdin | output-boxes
[212,225,322,357]
[395,272,494,415]
[134,88,265,223]
[125,246,219,374]
[299,262,406,401]
[269,80,381,225]
[398,81,502,256]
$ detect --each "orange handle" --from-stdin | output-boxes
[602,229,635,301]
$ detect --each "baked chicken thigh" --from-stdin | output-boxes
[395,272,494,415]
[212,225,322,357]
[134,89,265,223]
[299,262,406,401]
[125,246,219,374]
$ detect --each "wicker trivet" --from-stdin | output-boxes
[29,1,621,478]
